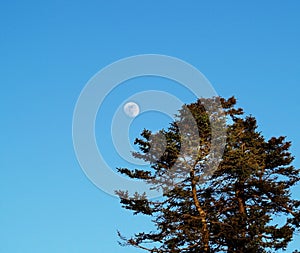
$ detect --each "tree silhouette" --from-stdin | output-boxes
[116,97,300,253]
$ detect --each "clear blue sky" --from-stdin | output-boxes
[1,1,300,252]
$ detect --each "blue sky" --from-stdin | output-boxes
[1,1,300,252]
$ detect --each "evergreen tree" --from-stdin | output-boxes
[116,97,300,253]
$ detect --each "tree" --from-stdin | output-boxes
[116,97,300,253]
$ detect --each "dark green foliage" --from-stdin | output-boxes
[116,97,300,253]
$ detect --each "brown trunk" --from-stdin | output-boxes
[236,189,246,238]
[190,169,209,252]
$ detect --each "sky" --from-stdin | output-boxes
[1,1,300,252]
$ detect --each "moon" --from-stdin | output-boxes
[123,102,140,118]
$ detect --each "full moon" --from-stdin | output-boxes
[123,102,140,118]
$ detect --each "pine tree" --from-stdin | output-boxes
[116,97,300,253]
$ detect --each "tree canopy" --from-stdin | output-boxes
[116,97,300,253]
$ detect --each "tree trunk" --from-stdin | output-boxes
[190,169,210,252]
